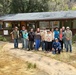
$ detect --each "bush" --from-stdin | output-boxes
[0,36,7,42]
[72,34,76,43]
[3,37,7,42]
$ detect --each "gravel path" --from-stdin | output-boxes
[2,43,76,75]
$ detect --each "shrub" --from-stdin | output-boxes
[72,34,76,43]
[3,37,7,42]
[27,62,36,69]
[0,36,7,42]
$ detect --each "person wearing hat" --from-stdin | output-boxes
[52,38,61,54]
[10,26,19,48]
[65,26,72,53]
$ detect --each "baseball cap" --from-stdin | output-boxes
[66,27,70,29]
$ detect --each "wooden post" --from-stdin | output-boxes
[71,19,73,29]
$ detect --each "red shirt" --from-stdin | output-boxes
[59,33,63,40]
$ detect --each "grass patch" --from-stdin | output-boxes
[72,34,76,43]
[33,45,76,68]
[27,62,36,69]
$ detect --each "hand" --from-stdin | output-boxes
[60,39,62,40]
[12,37,14,40]
[56,48,58,50]
[52,48,54,50]
[67,38,70,40]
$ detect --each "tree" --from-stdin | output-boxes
[0,0,76,15]
[48,0,69,11]
[10,0,49,13]
[0,0,11,15]
[10,0,26,13]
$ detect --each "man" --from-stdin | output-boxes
[20,26,28,50]
[28,28,35,50]
[52,38,61,54]
[11,26,19,48]
[20,26,26,49]
[65,27,72,53]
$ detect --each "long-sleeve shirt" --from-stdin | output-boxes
[28,32,35,41]
[65,30,72,40]
[52,42,61,49]
[45,33,53,42]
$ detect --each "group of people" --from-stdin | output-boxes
[11,25,72,54]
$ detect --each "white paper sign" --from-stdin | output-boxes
[3,30,8,35]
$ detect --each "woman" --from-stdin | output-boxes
[54,27,59,39]
[51,28,54,42]
[45,29,53,52]
[34,28,41,51]
[59,28,63,51]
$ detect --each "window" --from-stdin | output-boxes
[50,21,60,28]
[4,22,12,29]
[39,21,49,29]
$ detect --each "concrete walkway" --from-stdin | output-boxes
[2,43,76,75]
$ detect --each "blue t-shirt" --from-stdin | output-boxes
[20,30,28,39]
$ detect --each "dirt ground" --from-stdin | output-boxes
[34,44,76,68]
[1,43,76,75]
[0,42,49,75]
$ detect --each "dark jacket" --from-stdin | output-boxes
[28,32,35,41]
[52,41,61,50]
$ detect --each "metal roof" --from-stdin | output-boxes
[0,11,76,21]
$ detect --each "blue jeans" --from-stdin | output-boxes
[23,39,28,49]
[42,41,45,51]
[63,38,66,49]
[52,48,61,54]
[66,40,72,52]
[14,39,18,48]
[21,38,24,48]
[35,39,41,50]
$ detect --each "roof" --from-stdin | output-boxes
[0,14,15,21]
[0,11,76,21]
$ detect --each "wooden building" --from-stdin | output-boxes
[0,11,76,36]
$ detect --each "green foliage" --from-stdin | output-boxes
[10,0,49,13]
[0,36,7,42]
[0,0,76,15]
[27,62,36,69]
[3,37,7,42]
[72,6,76,10]
[72,34,76,43]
